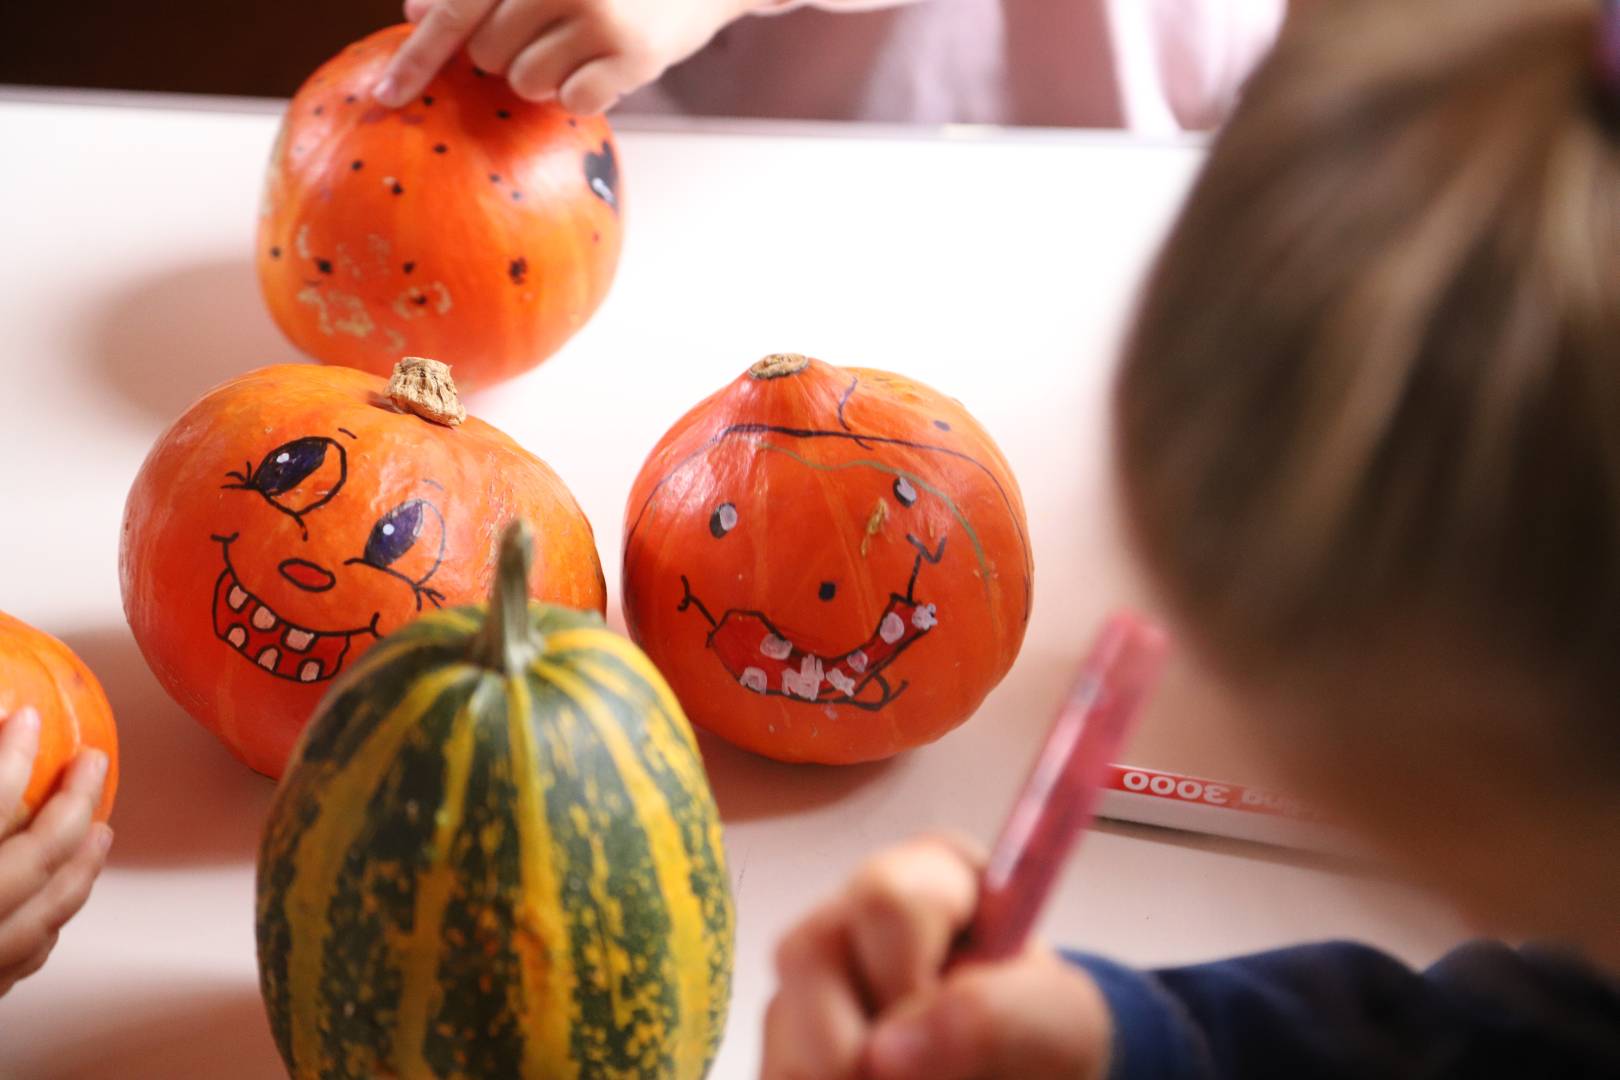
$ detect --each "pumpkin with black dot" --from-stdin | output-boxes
[0,611,118,824]
[621,354,1034,764]
[258,24,623,390]
[120,357,607,779]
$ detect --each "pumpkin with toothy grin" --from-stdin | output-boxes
[211,565,371,683]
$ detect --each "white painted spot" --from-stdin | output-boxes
[895,476,918,504]
[717,504,739,532]
[827,669,857,696]
[382,523,395,536]
[739,667,768,693]
[252,606,278,631]
[295,223,313,258]
[880,612,906,644]
[299,660,322,682]
[257,647,280,670]
[276,452,291,464]
[912,604,938,631]
[284,628,314,652]
[760,634,793,661]
[227,626,248,649]
[846,650,869,673]
[782,655,825,700]
[228,585,249,611]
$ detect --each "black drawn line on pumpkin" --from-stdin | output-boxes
[835,376,875,449]
[221,435,348,542]
[337,427,358,440]
[623,382,1032,624]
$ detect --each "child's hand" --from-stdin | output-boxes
[375,0,759,114]
[761,836,1114,1080]
[0,708,113,998]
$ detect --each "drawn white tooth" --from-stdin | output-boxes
[781,655,825,700]
[912,604,938,631]
[252,605,278,631]
[257,647,280,670]
[739,667,768,693]
[299,660,322,682]
[759,634,793,661]
[284,628,315,652]
[827,669,857,695]
[226,626,248,649]
[880,612,906,644]
[846,650,869,673]
[227,585,249,611]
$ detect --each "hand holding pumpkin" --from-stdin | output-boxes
[0,709,113,999]
[761,836,1112,1080]
[377,0,758,113]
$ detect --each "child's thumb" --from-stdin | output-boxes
[861,951,1113,1080]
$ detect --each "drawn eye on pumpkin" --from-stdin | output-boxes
[347,498,447,603]
[223,436,348,523]
[709,502,738,539]
[893,476,918,508]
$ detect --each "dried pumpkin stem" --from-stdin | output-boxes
[388,356,467,426]
[475,521,540,675]
[749,353,812,379]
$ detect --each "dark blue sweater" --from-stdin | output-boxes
[1066,941,1620,1079]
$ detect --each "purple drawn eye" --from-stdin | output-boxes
[365,500,425,567]
[253,438,330,496]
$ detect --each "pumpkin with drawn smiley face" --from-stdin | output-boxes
[120,359,606,778]
[622,354,1033,764]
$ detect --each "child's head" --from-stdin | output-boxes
[1115,0,1620,956]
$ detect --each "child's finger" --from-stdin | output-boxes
[0,825,111,970]
[844,835,981,1011]
[467,0,562,77]
[760,904,870,1079]
[862,951,1113,1080]
[404,0,436,23]
[376,0,502,106]
[0,930,57,998]
[0,750,105,915]
[0,709,42,838]
[558,52,648,115]
[507,20,599,101]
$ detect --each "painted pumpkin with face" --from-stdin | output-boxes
[121,358,606,778]
[257,24,622,390]
[622,354,1033,764]
[0,612,118,824]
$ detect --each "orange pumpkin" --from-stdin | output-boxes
[622,354,1033,764]
[120,358,606,778]
[0,612,118,824]
[257,24,622,390]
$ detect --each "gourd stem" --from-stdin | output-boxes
[749,353,811,379]
[475,521,540,675]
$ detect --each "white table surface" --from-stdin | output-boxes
[0,91,1471,1078]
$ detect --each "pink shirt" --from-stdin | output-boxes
[621,0,1288,131]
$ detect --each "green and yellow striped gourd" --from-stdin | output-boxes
[256,521,734,1080]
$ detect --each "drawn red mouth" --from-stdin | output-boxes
[706,596,938,709]
[212,567,365,683]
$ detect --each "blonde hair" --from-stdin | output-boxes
[1115,0,1620,744]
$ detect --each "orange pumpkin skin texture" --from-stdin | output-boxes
[622,355,1033,764]
[120,363,606,779]
[257,24,622,390]
[0,612,118,824]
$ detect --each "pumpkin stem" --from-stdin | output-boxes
[388,356,467,427]
[749,353,812,379]
[475,521,540,674]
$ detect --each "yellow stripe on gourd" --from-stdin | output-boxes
[392,677,485,1077]
[543,628,701,759]
[284,662,479,1077]
[503,669,581,1080]
[567,656,713,821]
[535,660,712,1079]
